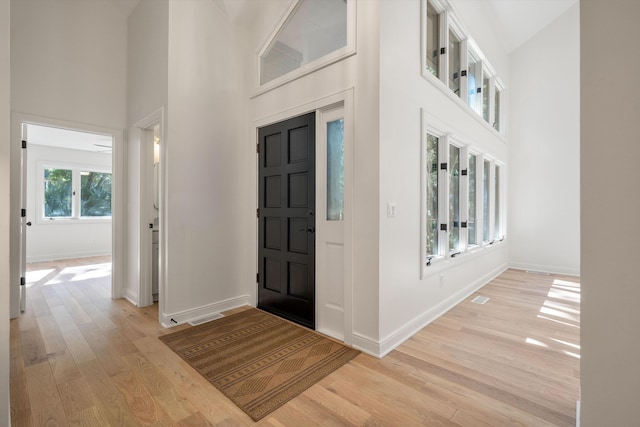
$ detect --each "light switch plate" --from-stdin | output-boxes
[387,203,396,218]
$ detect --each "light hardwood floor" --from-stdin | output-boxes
[11,259,580,426]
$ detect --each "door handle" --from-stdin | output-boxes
[26,222,32,226]
[307,227,315,233]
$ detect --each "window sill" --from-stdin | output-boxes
[36,217,112,226]
[422,237,505,278]
[421,70,506,143]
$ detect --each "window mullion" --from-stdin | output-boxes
[488,77,496,130]
[475,60,484,114]
[460,39,469,105]
[488,160,495,242]
[439,11,448,85]
[460,146,469,252]
[73,169,80,219]
[439,135,449,256]
[475,154,483,246]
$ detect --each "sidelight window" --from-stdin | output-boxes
[326,118,345,221]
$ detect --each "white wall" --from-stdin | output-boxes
[1,0,11,423]
[25,145,112,262]
[508,5,580,275]
[10,0,128,314]
[160,0,252,323]
[581,1,640,424]
[377,0,509,354]
[248,0,382,351]
[125,0,169,305]
[128,0,168,127]
[10,0,127,129]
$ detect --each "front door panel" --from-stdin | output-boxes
[258,112,315,329]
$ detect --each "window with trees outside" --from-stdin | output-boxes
[43,166,112,220]
[421,0,505,135]
[423,124,504,271]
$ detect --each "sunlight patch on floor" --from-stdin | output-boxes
[45,263,112,285]
[26,268,55,287]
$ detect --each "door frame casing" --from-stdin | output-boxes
[132,108,166,317]
[251,88,354,345]
[9,112,125,317]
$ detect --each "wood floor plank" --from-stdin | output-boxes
[111,368,175,426]
[176,411,214,427]
[77,358,142,426]
[48,349,82,385]
[11,259,580,426]
[24,361,64,416]
[57,377,95,420]
[36,315,67,355]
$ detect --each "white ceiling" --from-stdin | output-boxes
[483,0,578,53]
[27,124,113,154]
[117,0,576,55]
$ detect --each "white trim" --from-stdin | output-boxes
[316,103,347,342]
[377,262,508,358]
[27,250,111,264]
[355,261,508,359]
[133,109,166,321]
[509,263,580,277]
[254,0,357,97]
[160,295,251,328]
[10,112,124,315]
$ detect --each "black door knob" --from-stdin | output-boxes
[307,227,315,233]
[26,222,32,226]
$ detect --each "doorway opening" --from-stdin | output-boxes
[133,109,165,318]
[254,91,353,344]
[10,115,124,318]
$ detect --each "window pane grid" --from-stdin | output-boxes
[494,165,501,239]
[426,134,439,257]
[44,168,72,218]
[449,145,460,252]
[483,160,490,242]
[426,1,440,77]
[468,154,476,245]
[327,119,345,221]
[449,30,461,96]
[80,171,112,217]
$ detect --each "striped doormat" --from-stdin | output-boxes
[159,308,360,421]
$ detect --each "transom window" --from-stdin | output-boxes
[259,0,354,88]
[422,0,504,134]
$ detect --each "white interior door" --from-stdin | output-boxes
[19,123,28,312]
[316,105,346,340]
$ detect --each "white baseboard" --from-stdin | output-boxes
[352,332,383,358]
[353,263,508,359]
[27,251,111,263]
[160,294,251,328]
[123,288,138,307]
[509,261,580,277]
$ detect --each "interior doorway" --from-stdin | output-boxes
[133,109,165,314]
[10,114,124,318]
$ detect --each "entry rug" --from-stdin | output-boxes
[159,308,360,421]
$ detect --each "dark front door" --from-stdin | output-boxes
[258,112,316,329]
